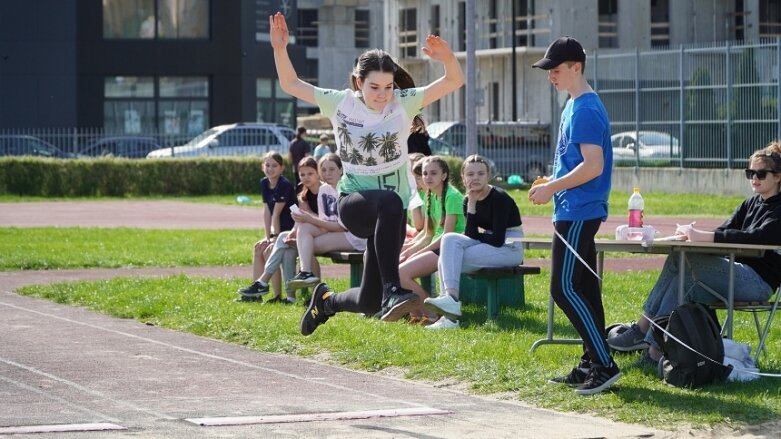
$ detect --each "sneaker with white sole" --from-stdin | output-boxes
[236,281,269,299]
[548,357,591,386]
[425,317,459,330]
[423,294,462,320]
[379,285,420,322]
[287,271,320,289]
[575,362,621,395]
[606,322,649,352]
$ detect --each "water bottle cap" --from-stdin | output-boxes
[633,187,640,192]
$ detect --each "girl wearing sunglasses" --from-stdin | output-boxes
[606,142,781,365]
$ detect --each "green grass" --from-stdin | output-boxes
[17,270,781,430]
[0,227,557,271]
[0,228,260,270]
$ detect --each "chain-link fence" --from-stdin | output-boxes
[590,39,781,170]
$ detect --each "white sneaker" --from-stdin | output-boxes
[424,295,462,320]
[425,317,460,330]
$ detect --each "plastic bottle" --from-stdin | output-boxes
[628,187,644,227]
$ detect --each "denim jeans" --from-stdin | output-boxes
[437,229,524,299]
[262,231,298,293]
[642,252,773,345]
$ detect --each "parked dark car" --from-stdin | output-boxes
[79,136,161,158]
[0,135,74,158]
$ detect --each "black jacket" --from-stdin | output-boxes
[715,193,781,289]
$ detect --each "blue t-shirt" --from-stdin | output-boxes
[552,92,613,222]
[260,176,296,232]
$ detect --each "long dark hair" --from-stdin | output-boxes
[297,156,319,203]
[423,155,450,229]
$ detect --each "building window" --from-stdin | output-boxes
[399,8,417,58]
[651,0,670,47]
[430,5,440,36]
[301,59,319,87]
[257,78,296,127]
[598,0,618,48]
[104,76,209,136]
[355,10,370,48]
[297,8,318,47]
[103,0,209,39]
[760,0,781,37]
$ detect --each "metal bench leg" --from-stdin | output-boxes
[530,294,581,351]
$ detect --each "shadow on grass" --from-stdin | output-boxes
[616,382,780,424]
[458,302,581,338]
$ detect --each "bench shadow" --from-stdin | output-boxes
[459,302,580,338]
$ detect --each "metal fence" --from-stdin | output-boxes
[590,39,781,169]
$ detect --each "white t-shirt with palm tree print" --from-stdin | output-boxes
[314,87,424,208]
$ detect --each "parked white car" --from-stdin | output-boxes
[611,131,680,162]
[146,123,296,158]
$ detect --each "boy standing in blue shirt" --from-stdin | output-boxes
[529,36,619,395]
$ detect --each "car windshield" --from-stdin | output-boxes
[182,128,220,147]
[639,132,677,146]
[427,122,459,139]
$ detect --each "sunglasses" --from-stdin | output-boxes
[744,169,776,180]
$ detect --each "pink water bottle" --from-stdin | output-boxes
[628,187,644,227]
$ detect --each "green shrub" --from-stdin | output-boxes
[0,156,297,197]
[0,155,466,196]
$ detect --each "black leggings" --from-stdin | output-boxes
[329,190,407,314]
[550,219,613,368]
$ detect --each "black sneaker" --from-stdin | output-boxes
[548,366,590,387]
[234,295,262,303]
[379,285,420,322]
[237,281,269,299]
[547,357,590,386]
[287,271,321,289]
[575,362,621,395]
[266,295,294,305]
[300,283,334,336]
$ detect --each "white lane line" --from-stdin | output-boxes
[0,357,176,421]
[0,423,125,435]
[186,407,452,426]
[0,300,432,408]
[0,375,123,423]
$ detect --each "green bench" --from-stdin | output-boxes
[460,265,541,319]
[328,251,540,320]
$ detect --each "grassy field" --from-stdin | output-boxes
[16,271,781,430]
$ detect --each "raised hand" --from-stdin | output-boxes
[421,35,455,62]
[269,12,289,50]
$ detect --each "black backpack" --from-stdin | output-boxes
[652,303,732,388]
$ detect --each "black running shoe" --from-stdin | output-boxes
[547,357,590,386]
[237,281,269,298]
[266,295,295,305]
[300,283,333,336]
[575,362,621,395]
[379,286,420,322]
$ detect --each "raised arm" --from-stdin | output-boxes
[269,12,316,105]
[419,35,464,107]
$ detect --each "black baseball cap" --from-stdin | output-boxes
[532,36,586,70]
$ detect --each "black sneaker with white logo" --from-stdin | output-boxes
[379,285,419,322]
[237,281,269,299]
[575,362,621,395]
[287,271,320,289]
[548,357,590,386]
[300,283,334,336]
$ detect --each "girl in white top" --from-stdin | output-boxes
[287,153,367,289]
[268,12,464,336]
